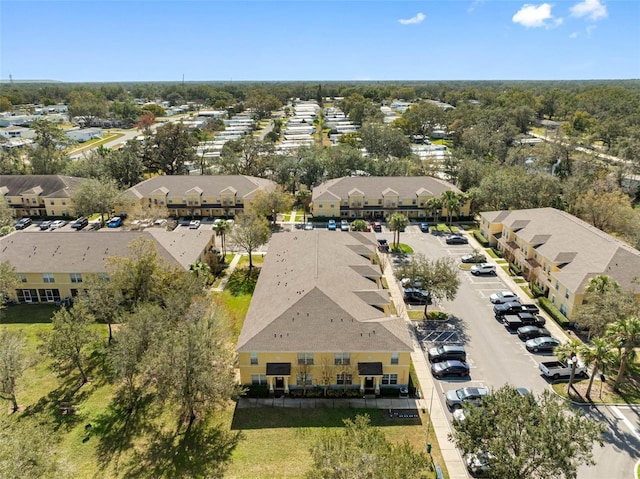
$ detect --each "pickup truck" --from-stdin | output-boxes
[503,312,546,330]
[494,301,540,318]
[539,360,587,380]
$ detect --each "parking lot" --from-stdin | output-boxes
[380,223,638,479]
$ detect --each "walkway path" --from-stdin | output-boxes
[210,254,241,292]
[382,258,470,479]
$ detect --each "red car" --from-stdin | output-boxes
[372,221,382,232]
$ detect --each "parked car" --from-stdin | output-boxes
[404,288,431,304]
[503,312,546,330]
[340,219,350,231]
[419,222,429,232]
[39,220,52,230]
[377,238,389,252]
[539,360,587,380]
[517,325,551,341]
[471,263,496,276]
[525,336,561,353]
[189,219,201,229]
[445,387,490,410]
[71,217,89,230]
[372,221,382,232]
[427,344,467,363]
[494,301,540,318]
[446,234,468,245]
[489,291,519,304]
[304,222,314,230]
[461,253,487,263]
[49,220,67,230]
[401,277,423,289]
[327,219,337,231]
[431,360,470,379]
[107,216,123,228]
[14,218,32,230]
[466,451,495,477]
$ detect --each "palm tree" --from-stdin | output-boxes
[440,191,460,227]
[425,197,442,225]
[554,340,582,395]
[387,213,408,249]
[578,338,613,400]
[585,275,621,295]
[213,220,230,258]
[606,317,640,391]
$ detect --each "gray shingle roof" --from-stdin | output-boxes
[122,175,275,201]
[0,175,86,198]
[481,207,640,292]
[312,176,462,202]
[236,230,413,353]
[0,229,214,273]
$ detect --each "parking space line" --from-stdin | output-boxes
[612,406,640,442]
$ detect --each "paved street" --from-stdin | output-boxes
[379,224,640,479]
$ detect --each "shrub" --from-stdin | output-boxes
[539,297,571,328]
[244,384,269,398]
[472,230,489,247]
[509,263,522,276]
[379,387,402,397]
[491,247,503,258]
[531,282,545,298]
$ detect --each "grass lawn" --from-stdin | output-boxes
[225,407,438,479]
[236,254,265,268]
[552,373,640,405]
[390,243,414,254]
[408,310,426,320]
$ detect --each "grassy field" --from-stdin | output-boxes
[0,281,446,478]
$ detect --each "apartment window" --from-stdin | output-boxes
[390,352,399,365]
[334,353,351,366]
[336,373,352,385]
[168,198,173,204]
[50,200,55,205]
[298,353,314,365]
[98,273,110,281]
[381,374,398,385]
[42,273,55,284]
[560,304,568,315]
[364,200,369,205]
[296,374,313,386]
[378,199,382,205]
[555,281,559,290]
[565,291,570,299]
[16,274,26,283]
[251,374,267,385]
[330,203,334,208]
[250,353,258,365]
[70,273,83,283]
[318,203,323,208]
[62,201,66,205]
[32,199,36,204]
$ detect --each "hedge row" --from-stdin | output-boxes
[472,230,489,247]
[538,297,571,328]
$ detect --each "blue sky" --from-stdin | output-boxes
[1,0,638,82]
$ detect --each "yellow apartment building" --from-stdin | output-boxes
[0,228,215,304]
[311,176,470,220]
[480,208,640,318]
[1,175,87,218]
[121,175,276,218]
[236,230,413,396]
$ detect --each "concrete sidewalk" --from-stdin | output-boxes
[382,256,470,479]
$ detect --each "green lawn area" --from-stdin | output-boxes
[552,372,640,405]
[390,243,414,254]
[0,288,445,479]
[236,254,265,268]
[225,407,439,479]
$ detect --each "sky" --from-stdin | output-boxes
[1,0,638,82]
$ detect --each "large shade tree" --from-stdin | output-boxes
[228,212,270,269]
[606,316,640,391]
[386,213,408,249]
[450,385,604,479]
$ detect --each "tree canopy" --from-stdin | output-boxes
[450,385,604,479]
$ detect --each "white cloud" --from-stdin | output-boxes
[398,12,425,25]
[569,31,578,38]
[570,0,607,21]
[512,3,555,28]
[586,25,597,37]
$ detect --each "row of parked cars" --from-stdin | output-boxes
[13,216,123,231]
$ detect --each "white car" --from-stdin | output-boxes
[489,291,519,304]
[49,220,67,230]
[304,222,314,230]
[189,220,201,229]
[340,220,350,231]
[471,263,497,276]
